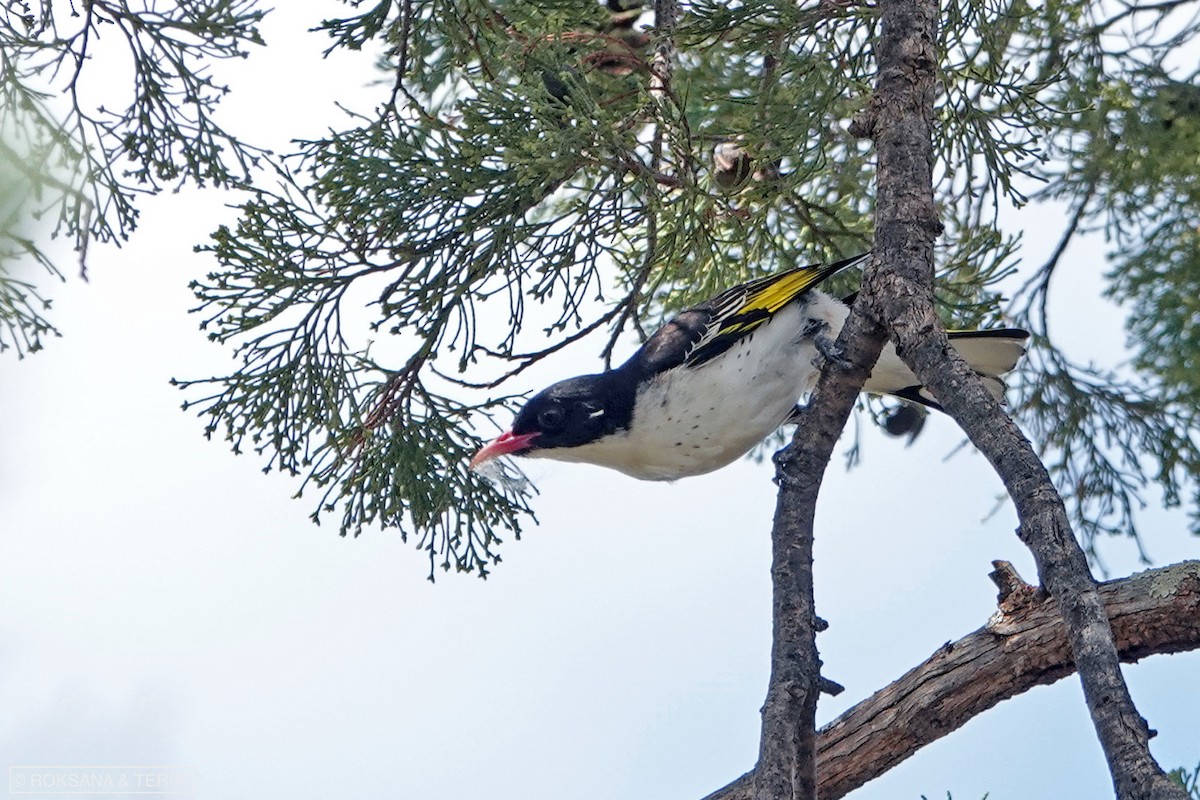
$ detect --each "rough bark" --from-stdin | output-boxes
[758,0,1187,795]
[753,0,940,794]
[868,211,1188,797]
[839,0,1188,794]
[755,305,886,800]
[704,561,1200,800]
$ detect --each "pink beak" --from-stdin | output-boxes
[469,430,540,470]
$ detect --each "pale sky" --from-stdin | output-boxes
[1,5,1196,799]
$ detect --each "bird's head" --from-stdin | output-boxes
[470,373,632,469]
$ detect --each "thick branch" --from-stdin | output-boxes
[703,561,1200,800]
[848,0,1186,793]
[877,266,1188,800]
[755,304,887,800]
[753,0,941,795]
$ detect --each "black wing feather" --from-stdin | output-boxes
[630,309,713,376]
[625,253,869,379]
[682,254,868,369]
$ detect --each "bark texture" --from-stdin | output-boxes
[754,288,887,800]
[704,561,1200,800]
[843,0,1186,794]
[869,202,1188,798]
[754,0,941,794]
[757,0,1187,794]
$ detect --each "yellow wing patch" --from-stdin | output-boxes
[722,268,828,330]
[684,254,868,368]
[742,268,829,315]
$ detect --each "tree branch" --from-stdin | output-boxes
[754,0,943,793]
[880,256,1189,799]
[703,560,1200,800]
[755,301,887,800]
[846,0,1188,794]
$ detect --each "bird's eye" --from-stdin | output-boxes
[537,406,566,431]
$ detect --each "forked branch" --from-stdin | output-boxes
[704,561,1200,800]
[843,0,1186,792]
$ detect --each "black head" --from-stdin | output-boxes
[510,373,634,452]
[471,371,637,470]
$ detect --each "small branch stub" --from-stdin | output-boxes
[987,559,1045,635]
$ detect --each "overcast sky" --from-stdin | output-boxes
[1,5,1196,800]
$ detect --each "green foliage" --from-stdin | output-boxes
[181,0,890,574]
[7,0,1200,573]
[0,0,267,356]
[1169,762,1200,799]
[1010,4,1200,553]
[1100,77,1200,406]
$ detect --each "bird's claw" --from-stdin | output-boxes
[813,330,852,372]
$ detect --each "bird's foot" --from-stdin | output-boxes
[803,317,851,371]
[813,330,852,372]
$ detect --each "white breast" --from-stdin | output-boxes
[540,294,848,480]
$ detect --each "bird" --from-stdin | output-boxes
[470,254,1029,481]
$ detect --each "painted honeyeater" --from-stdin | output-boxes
[470,254,1029,480]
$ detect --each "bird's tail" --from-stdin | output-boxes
[872,328,1030,410]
